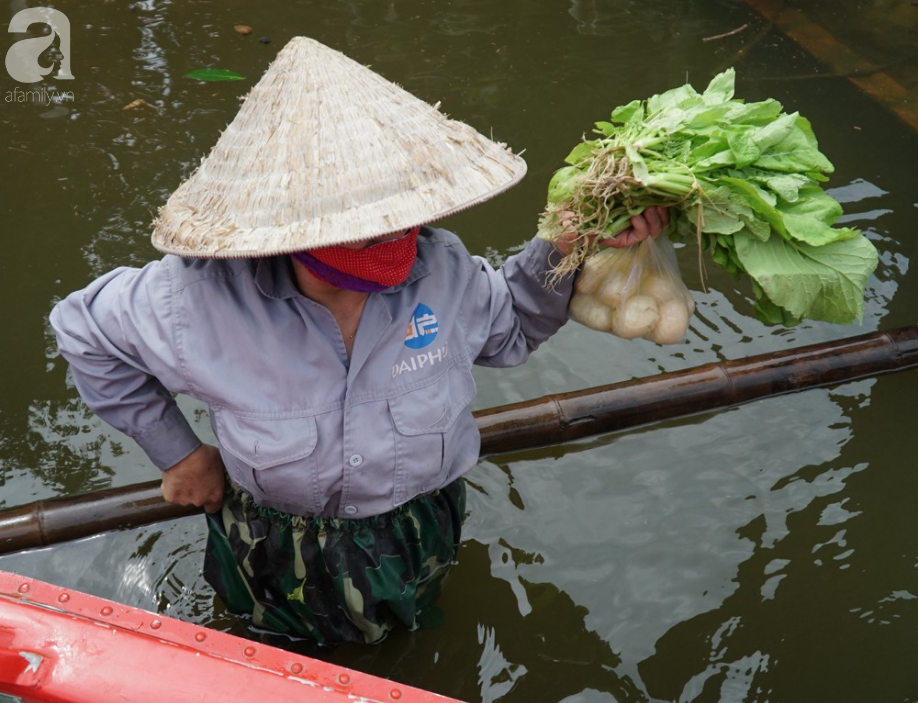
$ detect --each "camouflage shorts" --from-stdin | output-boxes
[203,479,465,646]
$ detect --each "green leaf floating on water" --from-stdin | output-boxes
[183,68,245,82]
[539,67,879,325]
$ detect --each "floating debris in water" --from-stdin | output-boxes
[183,68,246,82]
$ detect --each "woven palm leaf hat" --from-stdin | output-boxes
[152,37,527,257]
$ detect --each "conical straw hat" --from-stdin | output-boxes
[152,36,527,258]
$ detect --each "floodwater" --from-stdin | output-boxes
[1,1,917,701]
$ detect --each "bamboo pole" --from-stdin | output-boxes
[476,325,918,452]
[2,325,916,555]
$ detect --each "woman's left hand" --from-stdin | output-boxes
[553,206,670,256]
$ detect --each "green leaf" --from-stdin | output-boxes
[751,281,800,325]
[690,137,729,163]
[564,141,596,165]
[611,99,643,124]
[776,184,842,224]
[732,228,878,324]
[711,242,731,269]
[806,170,831,184]
[703,204,744,234]
[184,68,245,82]
[702,68,735,105]
[711,235,745,276]
[683,104,734,131]
[719,176,785,236]
[594,121,617,136]
[727,129,761,169]
[774,185,861,249]
[694,149,737,170]
[751,112,797,151]
[701,185,755,235]
[781,213,854,247]
[647,84,700,115]
[795,113,832,166]
[760,173,810,202]
[741,215,772,242]
[754,115,833,174]
[726,98,784,126]
[547,167,582,204]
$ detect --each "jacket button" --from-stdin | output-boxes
[344,505,358,515]
[348,454,363,467]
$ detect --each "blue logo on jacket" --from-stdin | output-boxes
[404,304,438,349]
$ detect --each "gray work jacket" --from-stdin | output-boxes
[50,228,573,517]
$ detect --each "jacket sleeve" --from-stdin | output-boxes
[465,236,574,368]
[49,259,202,470]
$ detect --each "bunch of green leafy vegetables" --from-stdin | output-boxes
[538,68,878,325]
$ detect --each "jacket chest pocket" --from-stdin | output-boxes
[387,362,477,500]
[212,408,320,512]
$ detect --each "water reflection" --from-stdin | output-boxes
[567,0,676,38]
[637,376,918,703]
[0,515,220,625]
[321,537,644,702]
[0,388,213,507]
[458,374,874,700]
[778,0,918,93]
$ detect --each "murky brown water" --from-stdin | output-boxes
[2,1,917,701]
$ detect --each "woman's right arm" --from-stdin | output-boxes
[49,259,204,478]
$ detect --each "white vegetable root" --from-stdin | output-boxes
[612,294,659,339]
[574,250,612,295]
[647,299,690,344]
[569,293,615,331]
[568,238,695,344]
[639,275,677,304]
[597,272,632,308]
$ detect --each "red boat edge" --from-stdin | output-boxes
[0,569,462,703]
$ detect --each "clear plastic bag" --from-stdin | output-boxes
[568,237,695,344]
